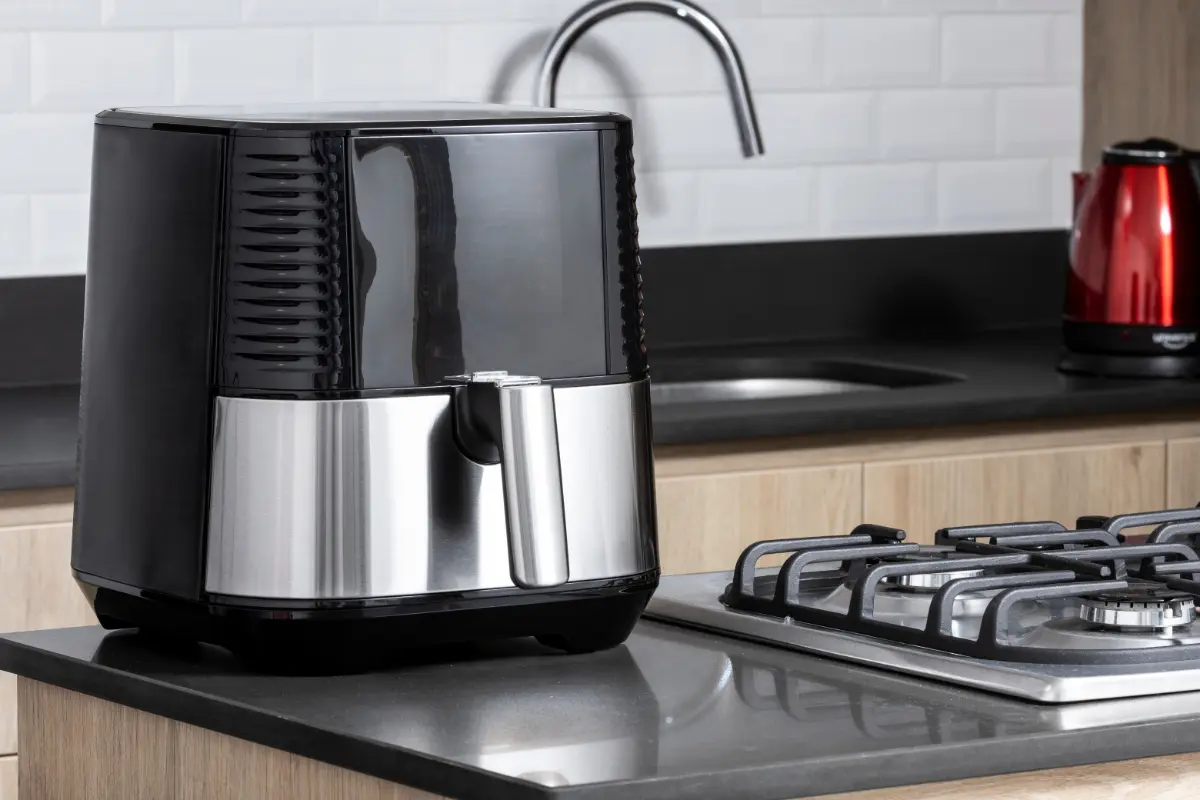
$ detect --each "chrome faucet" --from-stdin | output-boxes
[534,0,765,157]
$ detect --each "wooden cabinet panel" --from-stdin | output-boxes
[0,756,13,800]
[811,750,1200,799]
[0,488,73,529]
[0,523,95,634]
[0,677,12,762]
[0,522,97,755]
[19,680,444,800]
[863,442,1165,544]
[1167,437,1200,508]
[655,464,862,575]
[1082,0,1200,166]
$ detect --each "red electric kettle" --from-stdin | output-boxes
[1063,138,1200,377]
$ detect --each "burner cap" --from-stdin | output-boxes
[1079,585,1196,631]
[880,549,986,592]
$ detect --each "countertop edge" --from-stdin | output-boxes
[0,636,549,800]
[6,630,1200,800]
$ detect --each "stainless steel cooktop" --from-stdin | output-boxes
[646,508,1200,703]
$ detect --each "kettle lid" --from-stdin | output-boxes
[1103,137,1186,165]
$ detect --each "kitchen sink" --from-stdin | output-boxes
[649,357,962,405]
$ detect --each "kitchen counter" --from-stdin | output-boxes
[652,328,1200,445]
[7,622,1200,799]
[10,329,1200,491]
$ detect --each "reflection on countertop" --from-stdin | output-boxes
[5,618,1200,799]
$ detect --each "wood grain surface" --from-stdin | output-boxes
[863,441,1165,543]
[1083,0,1200,166]
[0,522,97,755]
[18,679,446,800]
[1167,437,1200,508]
[656,463,861,573]
[654,412,1200,479]
[0,488,73,529]
[0,756,14,800]
[811,751,1200,799]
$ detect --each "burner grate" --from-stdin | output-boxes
[722,510,1200,666]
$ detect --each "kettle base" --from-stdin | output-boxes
[83,571,658,674]
[1058,350,1200,379]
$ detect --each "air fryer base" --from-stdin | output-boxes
[1058,349,1200,378]
[84,571,658,674]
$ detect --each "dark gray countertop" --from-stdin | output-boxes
[7,329,1200,490]
[652,328,1200,445]
[4,622,1200,799]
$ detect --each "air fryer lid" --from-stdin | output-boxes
[96,101,627,133]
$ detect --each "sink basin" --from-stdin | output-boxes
[650,357,962,405]
[650,377,883,404]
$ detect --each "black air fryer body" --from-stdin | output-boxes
[72,103,658,668]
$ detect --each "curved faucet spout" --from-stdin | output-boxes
[535,0,765,157]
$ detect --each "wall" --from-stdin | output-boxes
[0,0,1081,278]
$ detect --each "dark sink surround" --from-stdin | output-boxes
[2,230,1068,389]
[641,229,1068,351]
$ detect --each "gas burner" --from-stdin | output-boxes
[1079,585,1196,631]
[659,509,1200,702]
[879,548,986,592]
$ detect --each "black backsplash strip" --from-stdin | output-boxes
[0,275,84,388]
[640,229,1069,350]
[0,230,1068,387]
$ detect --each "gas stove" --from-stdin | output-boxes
[645,507,1200,703]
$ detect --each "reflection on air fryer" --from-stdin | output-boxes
[90,624,1200,789]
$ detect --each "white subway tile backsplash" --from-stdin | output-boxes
[942,14,1053,85]
[996,85,1079,156]
[757,92,876,165]
[0,0,101,30]
[32,32,172,110]
[602,94,748,170]
[0,114,93,193]
[0,0,1082,275]
[700,167,818,240]
[680,0,763,17]
[763,0,884,15]
[381,0,555,23]
[0,197,31,268]
[244,0,378,25]
[175,29,313,104]
[725,18,821,91]
[824,16,938,88]
[0,35,29,111]
[315,26,445,101]
[1051,12,1082,82]
[554,16,727,97]
[444,22,540,102]
[101,0,241,28]
[31,194,88,272]
[998,0,1080,10]
[819,162,936,235]
[635,171,701,247]
[883,0,996,12]
[937,158,1050,230]
[879,88,993,159]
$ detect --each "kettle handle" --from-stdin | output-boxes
[1072,170,1092,217]
[448,372,570,589]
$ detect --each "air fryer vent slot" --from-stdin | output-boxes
[614,126,647,370]
[218,137,348,390]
